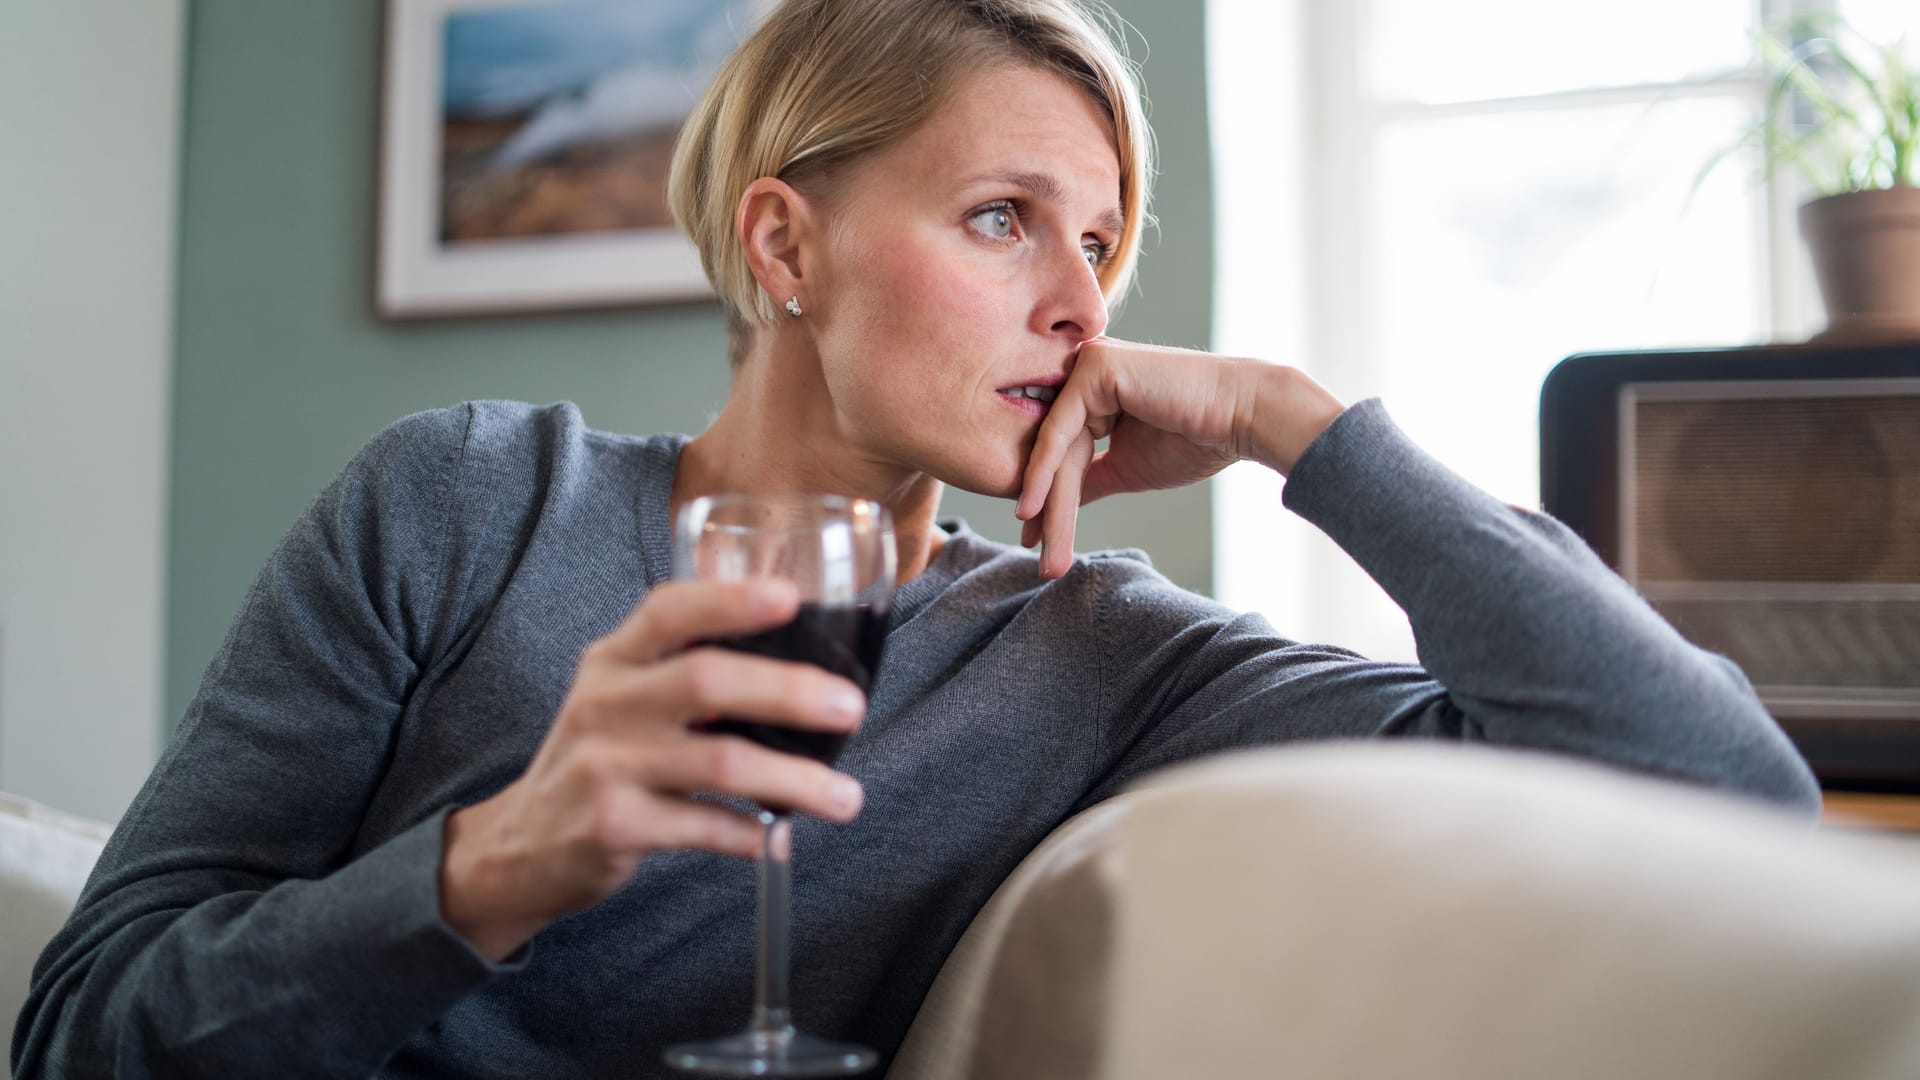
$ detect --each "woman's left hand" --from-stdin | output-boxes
[1014,338,1346,578]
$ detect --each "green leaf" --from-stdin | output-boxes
[1817,36,1893,134]
[1885,40,1920,185]
[1705,11,1920,196]
[1756,13,1919,192]
[1760,57,1853,191]
[1781,47,1864,132]
[1686,125,1763,211]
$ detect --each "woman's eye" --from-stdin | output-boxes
[969,206,1016,240]
[1082,245,1102,269]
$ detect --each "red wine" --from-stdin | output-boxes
[697,603,888,767]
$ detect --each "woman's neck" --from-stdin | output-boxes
[669,342,949,585]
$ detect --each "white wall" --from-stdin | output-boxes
[0,1,184,822]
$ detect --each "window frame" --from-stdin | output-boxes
[1208,0,1839,658]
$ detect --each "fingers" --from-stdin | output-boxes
[1017,343,1122,521]
[1018,447,1117,552]
[671,649,867,732]
[644,735,865,824]
[1016,388,1089,522]
[1039,430,1096,579]
[568,649,867,736]
[648,801,768,860]
[592,787,767,861]
[1078,448,1120,507]
[597,579,799,664]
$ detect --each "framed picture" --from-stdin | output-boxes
[377,0,762,318]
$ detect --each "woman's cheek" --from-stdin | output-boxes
[885,246,982,325]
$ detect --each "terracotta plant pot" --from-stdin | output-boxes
[1799,186,1920,342]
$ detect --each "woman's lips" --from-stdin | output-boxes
[996,390,1051,418]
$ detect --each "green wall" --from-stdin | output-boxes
[166,0,1214,727]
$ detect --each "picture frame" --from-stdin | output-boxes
[376,0,760,318]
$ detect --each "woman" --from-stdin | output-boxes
[14,0,1818,1076]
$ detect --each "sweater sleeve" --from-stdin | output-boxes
[11,405,523,1080]
[1085,399,1821,817]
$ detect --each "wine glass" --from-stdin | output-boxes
[663,493,895,1078]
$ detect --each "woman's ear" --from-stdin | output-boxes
[736,177,812,309]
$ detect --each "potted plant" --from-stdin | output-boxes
[1713,14,1920,341]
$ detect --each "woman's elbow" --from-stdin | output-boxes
[1703,656,1822,819]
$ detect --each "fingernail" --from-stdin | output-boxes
[834,778,864,813]
[830,688,866,721]
[751,580,795,612]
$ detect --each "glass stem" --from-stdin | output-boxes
[750,810,794,1036]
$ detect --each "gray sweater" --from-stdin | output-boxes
[13,398,1818,1079]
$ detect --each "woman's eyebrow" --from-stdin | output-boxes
[963,169,1124,236]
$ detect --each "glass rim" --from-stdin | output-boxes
[679,493,893,530]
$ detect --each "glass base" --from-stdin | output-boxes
[663,1025,878,1077]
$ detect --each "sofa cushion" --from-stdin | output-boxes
[0,793,111,1062]
[892,799,1127,1080]
[890,742,1920,1080]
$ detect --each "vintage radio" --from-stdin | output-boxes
[1541,343,1920,791]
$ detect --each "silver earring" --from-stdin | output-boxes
[785,295,803,318]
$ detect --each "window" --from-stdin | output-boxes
[1208,0,1915,661]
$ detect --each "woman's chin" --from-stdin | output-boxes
[929,454,1028,501]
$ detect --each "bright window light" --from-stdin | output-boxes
[1205,0,1909,662]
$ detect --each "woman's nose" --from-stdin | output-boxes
[1034,247,1110,342]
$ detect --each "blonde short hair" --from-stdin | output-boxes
[668,0,1153,366]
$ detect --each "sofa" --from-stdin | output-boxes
[7,744,1920,1079]
[0,792,111,1074]
[887,743,1920,1079]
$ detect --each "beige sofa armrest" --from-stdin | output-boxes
[888,799,1129,1080]
[891,743,1920,1080]
[0,793,112,1062]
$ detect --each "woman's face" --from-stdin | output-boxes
[802,63,1122,500]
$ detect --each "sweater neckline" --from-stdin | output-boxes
[643,434,975,628]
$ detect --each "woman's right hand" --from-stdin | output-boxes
[438,578,868,962]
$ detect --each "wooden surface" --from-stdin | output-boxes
[1821,792,1920,833]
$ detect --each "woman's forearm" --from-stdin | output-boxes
[13,811,511,1079]
[1277,400,1821,812]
